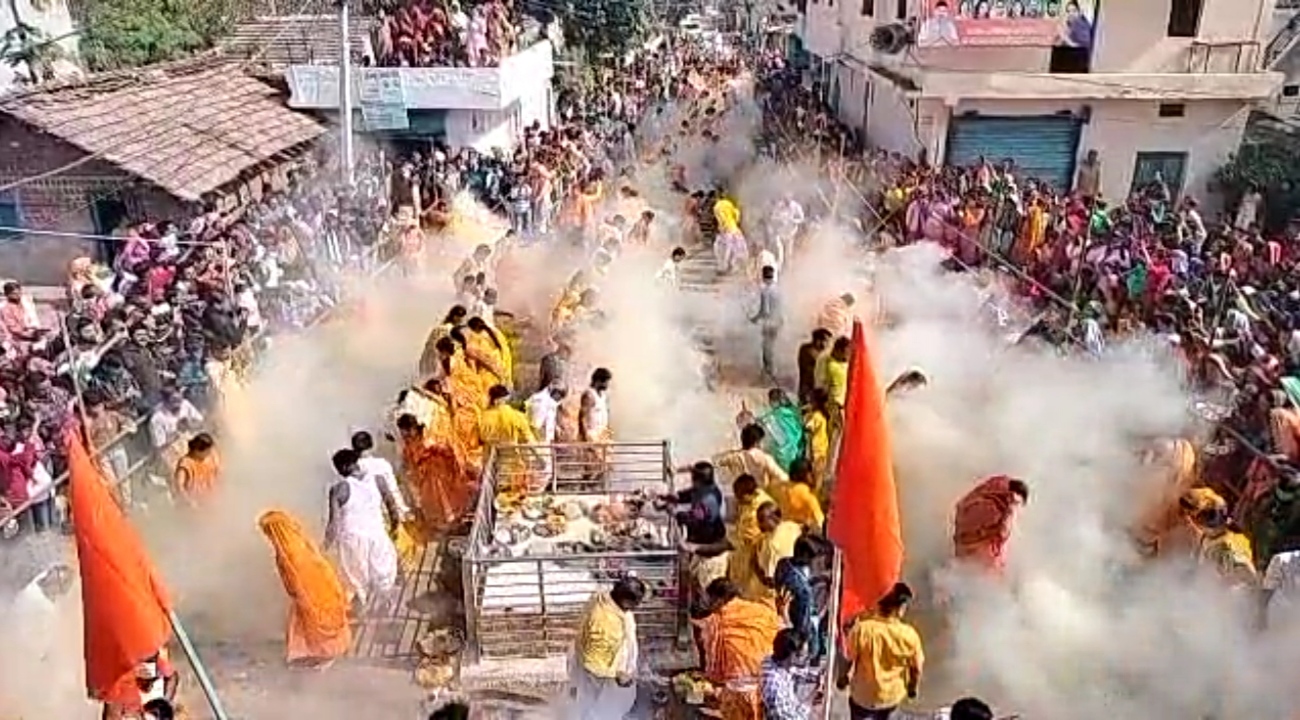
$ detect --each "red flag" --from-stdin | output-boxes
[827,320,904,624]
[67,434,172,705]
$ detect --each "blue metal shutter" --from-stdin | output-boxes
[945,115,1083,194]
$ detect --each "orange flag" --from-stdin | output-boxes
[67,433,172,705]
[827,320,904,624]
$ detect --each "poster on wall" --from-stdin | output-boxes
[916,0,1096,48]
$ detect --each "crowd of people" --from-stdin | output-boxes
[0,149,397,536]
[370,0,520,68]
[754,52,1300,629]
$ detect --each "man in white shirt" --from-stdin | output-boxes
[526,385,565,443]
[350,430,410,523]
[1264,542,1300,629]
[452,244,495,294]
[657,247,687,288]
[149,388,203,486]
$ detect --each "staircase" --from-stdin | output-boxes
[1265,7,1300,70]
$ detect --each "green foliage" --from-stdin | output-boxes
[78,0,235,71]
[563,0,649,65]
[1216,128,1300,232]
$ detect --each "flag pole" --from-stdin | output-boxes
[820,552,843,720]
[167,610,232,720]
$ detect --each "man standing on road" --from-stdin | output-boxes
[751,265,783,382]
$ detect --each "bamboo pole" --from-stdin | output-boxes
[168,610,232,720]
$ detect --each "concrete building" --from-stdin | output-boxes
[798,0,1284,201]
[284,40,556,152]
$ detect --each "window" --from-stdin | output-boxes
[896,0,906,19]
[1167,0,1204,38]
[861,0,874,15]
[1158,102,1186,118]
[1284,85,1300,98]
[0,193,21,242]
[1049,45,1091,73]
[1131,151,1188,198]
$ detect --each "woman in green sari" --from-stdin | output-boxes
[757,388,805,472]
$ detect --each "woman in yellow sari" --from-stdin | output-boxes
[443,333,486,472]
[419,306,469,379]
[467,316,513,389]
[1012,194,1048,266]
[551,270,589,330]
[693,578,782,720]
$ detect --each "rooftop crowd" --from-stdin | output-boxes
[370,0,521,68]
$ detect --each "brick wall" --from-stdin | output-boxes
[0,116,190,285]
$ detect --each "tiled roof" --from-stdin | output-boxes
[223,14,375,67]
[0,59,326,201]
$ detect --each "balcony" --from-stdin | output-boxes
[285,40,554,112]
[1187,40,1261,74]
[914,68,1282,102]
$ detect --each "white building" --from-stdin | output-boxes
[798,0,1283,202]
[285,40,555,152]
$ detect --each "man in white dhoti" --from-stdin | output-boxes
[527,384,565,480]
[325,449,399,614]
[569,577,646,720]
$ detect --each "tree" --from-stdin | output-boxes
[563,0,649,65]
[1216,121,1300,232]
[77,0,235,71]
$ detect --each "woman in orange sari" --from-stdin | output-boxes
[952,475,1030,574]
[397,411,471,536]
[257,509,353,667]
[693,579,782,720]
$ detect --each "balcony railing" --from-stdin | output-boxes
[1187,39,1261,74]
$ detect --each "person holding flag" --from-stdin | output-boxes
[65,434,178,720]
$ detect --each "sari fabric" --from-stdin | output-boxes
[953,475,1019,572]
[759,403,804,472]
[696,598,781,720]
[257,510,353,664]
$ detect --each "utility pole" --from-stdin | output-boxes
[338,0,356,185]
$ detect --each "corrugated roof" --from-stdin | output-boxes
[223,14,375,67]
[0,59,326,201]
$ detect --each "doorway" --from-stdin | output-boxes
[90,195,128,265]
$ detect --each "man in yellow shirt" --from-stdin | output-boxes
[570,577,646,719]
[816,337,851,433]
[838,582,924,720]
[728,474,774,599]
[784,460,825,531]
[748,502,802,605]
[478,384,540,492]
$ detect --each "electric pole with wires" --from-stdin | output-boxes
[339,0,357,185]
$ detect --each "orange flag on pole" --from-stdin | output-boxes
[66,433,172,705]
[827,320,904,624]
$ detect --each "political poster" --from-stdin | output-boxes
[916,0,1096,48]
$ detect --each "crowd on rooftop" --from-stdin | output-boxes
[370,0,520,68]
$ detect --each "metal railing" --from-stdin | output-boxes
[0,251,399,531]
[462,440,686,663]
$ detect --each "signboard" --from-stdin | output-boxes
[359,68,405,105]
[361,103,410,131]
[916,0,1096,48]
